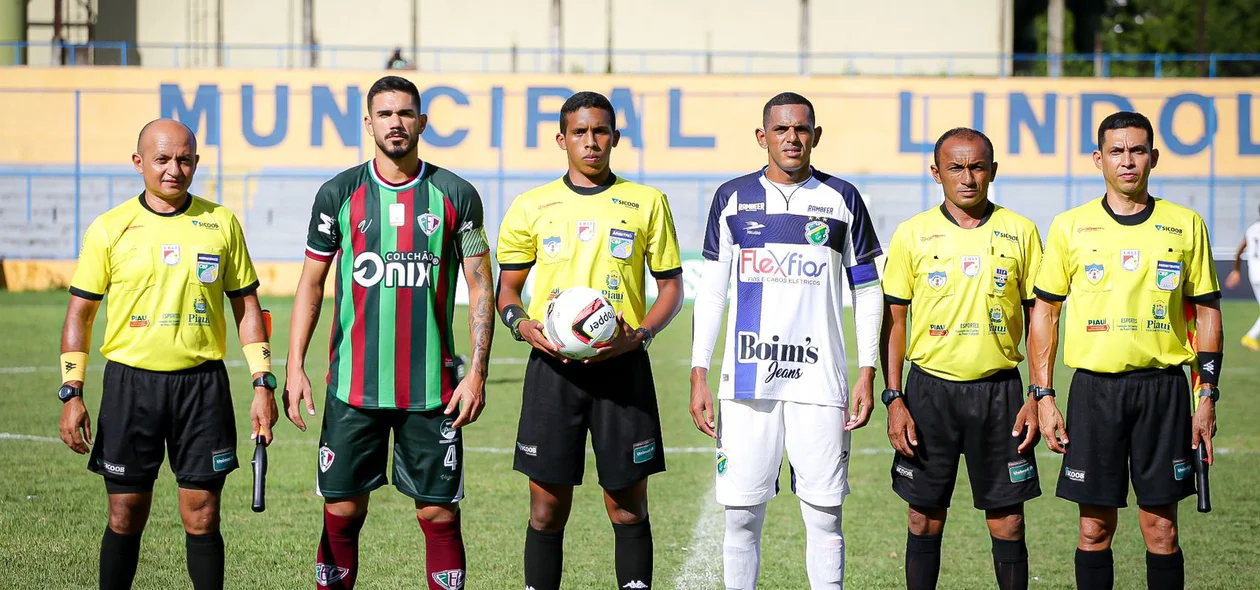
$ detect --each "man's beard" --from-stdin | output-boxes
[377,134,414,159]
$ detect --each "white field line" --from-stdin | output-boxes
[672,482,725,590]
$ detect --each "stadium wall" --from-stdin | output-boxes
[2,69,1258,300]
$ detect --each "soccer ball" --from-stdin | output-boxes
[543,287,619,359]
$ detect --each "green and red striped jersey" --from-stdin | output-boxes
[305,160,489,411]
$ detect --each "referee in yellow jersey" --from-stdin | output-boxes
[881,128,1042,590]
[495,91,684,590]
[1028,111,1221,590]
[57,119,278,590]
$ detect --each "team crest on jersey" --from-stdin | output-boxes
[542,236,562,257]
[319,445,335,472]
[193,296,207,314]
[990,306,1004,324]
[609,229,635,259]
[1084,264,1105,284]
[1155,261,1182,290]
[961,256,981,277]
[577,220,596,242]
[606,272,621,291]
[431,569,465,589]
[1152,301,1168,320]
[993,267,1009,290]
[196,254,220,283]
[161,244,181,266]
[927,271,947,290]
[804,220,830,246]
[417,213,442,236]
[1121,249,1140,271]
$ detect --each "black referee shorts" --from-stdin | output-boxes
[88,360,238,494]
[513,348,665,491]
[891,365,1041,511]
[1056,366,1195,508]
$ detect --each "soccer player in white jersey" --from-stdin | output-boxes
[1225,206,1260,350]
[689,92,883,589]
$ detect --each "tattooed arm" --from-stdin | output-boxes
[446,254,493,428]
[283,256,332,431]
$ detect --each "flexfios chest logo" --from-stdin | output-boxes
[738,249,828,286]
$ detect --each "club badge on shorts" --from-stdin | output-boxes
[196,254,220,283]
[961,255,981,277]
[1084,263,1105,284]
[1155,261,1182,290]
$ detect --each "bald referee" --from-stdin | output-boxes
[1028,111,1221,590]
[58,119,278,590]
[881,128,1042,590]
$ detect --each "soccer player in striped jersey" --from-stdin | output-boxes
[690,92,883,589]
[284,76,494,590]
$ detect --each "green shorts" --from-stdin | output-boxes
[316,394,464,503]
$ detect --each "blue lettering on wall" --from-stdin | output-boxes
[669,89,715,148]
[159,84,219,146]
[1079,93,1134,154]
[1160,93,1215,156]
[1240,94,1260,156]
[420,86,470,148]
[609,87,642,148]
[1009,92,1056,155]
[490,86,504,149]
[897,92,932,153]
[241,84,289,147]
[311,85,360,148]
[526,86,573,148]
[972,92,985,134]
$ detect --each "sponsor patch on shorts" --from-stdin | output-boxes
[1173,459,1191,481]
[633,439,657,464]
[1008,460,1036,483]
[895,464,914,480]
[516,442,538,457]
[1064,467,1086,482]
[212,449,236,472]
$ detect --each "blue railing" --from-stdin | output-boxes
[4,41,1259,77]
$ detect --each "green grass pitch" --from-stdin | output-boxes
[1,291,1258,589]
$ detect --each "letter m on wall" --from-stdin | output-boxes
[160,84,220,146]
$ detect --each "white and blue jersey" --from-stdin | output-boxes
[700,168,882,407]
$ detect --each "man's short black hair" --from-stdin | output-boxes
[367,75,422,112]
[1097,111,1155,150]
[933,127,995,168]
[560,91,616,133]
[762,92,815,128]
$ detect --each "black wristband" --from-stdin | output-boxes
[1197,351,1222,385]
[500,304,529,342]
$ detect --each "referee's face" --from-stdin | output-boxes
[931,135,996,212]
[557,107,619,178]
[133,124,198,201]
[1094,126,1158,197]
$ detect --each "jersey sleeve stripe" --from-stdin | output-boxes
[1033,286,1067,302]
[1186,290,1222,303]
[846,262,879,288]
[650,266,684,279]
[885,294,912,305]
[306,246,336,262]
[499,260,535,270]
[68,286,104,301]
[225,280,260,299]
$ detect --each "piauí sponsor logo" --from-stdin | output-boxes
[1086,318,1110,332]
[929,323,949,336]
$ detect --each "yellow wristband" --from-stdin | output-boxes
[242,342,272,375]
[60,352,88,383]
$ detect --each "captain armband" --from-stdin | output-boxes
[242,342,272,375]
[60,352,88,383]
[1197,351,1223,385]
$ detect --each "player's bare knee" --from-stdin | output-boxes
[325,495,369,519]
[179,494,220,535]
[907,505,947,536]
[416,502,458,523]
[1078,519,1115,549]
[607,505,646,526]
[1139,517,1179,553]
[984,507,1025,540]
[107,496,151,535]
[529,500,570,531]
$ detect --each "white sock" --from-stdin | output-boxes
[1247,313,1260,340]
[800,500,845,589]
[723,504,767,590]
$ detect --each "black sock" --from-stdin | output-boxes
[1147,550,1185,590]
[613,518,653,589]
[100,526,142,590]
[524,526,564,590]
[185,531,224,590]
[1075,548,1114,590]
[906,531,943,590]
[991,537,1029,590]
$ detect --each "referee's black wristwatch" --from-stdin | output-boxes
[881,388,904,407]
[57,384,83,403]
[252,372,278,392]
[1029,385,1056,400]
[1197,385,1220,403]
[636,327,654,351]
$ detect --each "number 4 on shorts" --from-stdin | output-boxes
[444,445,457,470]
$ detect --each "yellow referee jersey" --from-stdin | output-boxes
[69,194,260,372]
[883,203,1042,381]
[496,175,683,327]
[1034,197,1220,373]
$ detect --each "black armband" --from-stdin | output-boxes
[500,304,529,342]
[1197,351,1223,385]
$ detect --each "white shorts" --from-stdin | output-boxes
[1251,276,1260,304]
[714,399,851,507]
